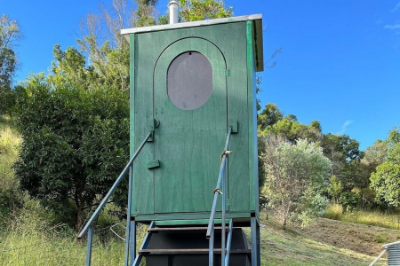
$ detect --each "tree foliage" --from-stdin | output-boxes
[0,15,22,114]
[370,127,400,208]
[321,133,363,190]
[327,175,343,204]
[262,137,331,228]
[258,103,283,130]
[362,140,387,168]
[258,103,322,143]
[76,0,153,91]
[13,48,130,230]
[370,163,400,207]
[178,0,233,22]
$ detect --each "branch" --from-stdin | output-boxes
[265,47,282,68]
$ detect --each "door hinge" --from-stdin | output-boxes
[224,69,230,76]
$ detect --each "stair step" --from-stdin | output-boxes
[139,248,251,255]
[148,227,229,232]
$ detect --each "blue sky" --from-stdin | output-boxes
[2,0,400,150]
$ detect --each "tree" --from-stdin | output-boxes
[258,103,283,130]
[0,15,22,114]
[257,103,323,190]
[360,140,388,203]
[362,140,387,168]
[327,175,343,204]
[310,120,322,133]
[386,127,400,164]
[370,127,400,208]
[258,104,323,143]
[370,163,400,207]
[76,0,139,91]
[321,133,362,189]
[178,0,233,22]
[322,134,361,163]
[13,48,130,230]
[267,117,323,143]
[262,137,331,229]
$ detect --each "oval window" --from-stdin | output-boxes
[167,51,213,110]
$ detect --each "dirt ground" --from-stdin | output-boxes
[298,217,400,256]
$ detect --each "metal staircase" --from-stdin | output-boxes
[136,221,251,266]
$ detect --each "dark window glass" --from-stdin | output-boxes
[167,51,213,110]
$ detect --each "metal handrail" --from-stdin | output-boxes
[206,127,232,266]
[225,219,233,266]
[77,131,152,239]
[369,250,386,266]
[369,240,400,266]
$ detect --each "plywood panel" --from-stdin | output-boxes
[130,33,157,215]
[153,37,227,213]
[130,22,258,217]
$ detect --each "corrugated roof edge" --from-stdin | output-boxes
[120,14,262,36]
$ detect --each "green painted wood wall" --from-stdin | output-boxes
[129,21,259,221]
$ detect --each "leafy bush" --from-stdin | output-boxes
[339,191,360,213]
[14,73,130,230]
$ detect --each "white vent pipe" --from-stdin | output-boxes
[168,0,179,24]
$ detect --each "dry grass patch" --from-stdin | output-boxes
[258,211,387,265]
[325,204,400,230]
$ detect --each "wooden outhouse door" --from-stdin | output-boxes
[153,37,228,214]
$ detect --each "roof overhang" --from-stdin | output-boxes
[121,14,264,72]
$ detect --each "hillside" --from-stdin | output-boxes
[259,212,388,266]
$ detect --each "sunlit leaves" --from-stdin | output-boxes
[262,138,331,228]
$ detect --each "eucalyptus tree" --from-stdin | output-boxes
[0,15,22,114]
[262,137,331,229]
[370,127,400,208]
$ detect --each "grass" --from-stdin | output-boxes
[0,200,126,266]
[0,114,22,224]
[0,115,21,186]
[0,197,150,266]
[255,212,387,266]
[324,204,400,230]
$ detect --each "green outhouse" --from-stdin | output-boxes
[121,12,263,266]
[122,13,263,223]
[79,8,264,265]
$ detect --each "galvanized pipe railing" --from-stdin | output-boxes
[369,240,400,266]
[225,219,233,266]
[206,127,232,266]
[78,131,153,266]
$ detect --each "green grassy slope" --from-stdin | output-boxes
[0,115,21,187]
